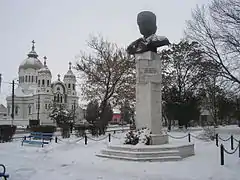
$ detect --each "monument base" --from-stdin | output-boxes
[150,134,169,145]
[97,142,195,162]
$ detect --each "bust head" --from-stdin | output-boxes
[137,11,157,38]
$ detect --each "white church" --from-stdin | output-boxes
[4,41,81,126]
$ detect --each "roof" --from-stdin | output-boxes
[0,104,7,113]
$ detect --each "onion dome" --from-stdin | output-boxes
[19,40,43,71]
[38,56,52,76]
[64,62,76,80]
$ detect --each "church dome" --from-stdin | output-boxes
[38,56,52,76]
[64,62,76,80]
[18,41,43,71]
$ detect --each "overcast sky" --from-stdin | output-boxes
[0,0,210,105]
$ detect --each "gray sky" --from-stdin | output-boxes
[0,0,209,105]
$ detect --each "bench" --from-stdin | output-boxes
[0,164,9,180]
[22,132,54,147]
[29,132,53,141]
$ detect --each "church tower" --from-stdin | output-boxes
[37,56,52,93]
[35,56,53,125]
[63,62,78,110]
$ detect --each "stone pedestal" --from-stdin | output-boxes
[97,51,195,162]
[135,51,168,144]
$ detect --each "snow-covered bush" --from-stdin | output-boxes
[49,106,74,138]
[124,128,151,145]
[197,126,216,141]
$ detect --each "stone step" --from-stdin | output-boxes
[101,149,179,158]
[96,153,182,162]
[108,144,185,152]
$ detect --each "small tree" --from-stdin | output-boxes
[86,100,99,135]
[98,102,113,134]
[49,106,73,138]
[120,100,132,124]
[76,35,135,133]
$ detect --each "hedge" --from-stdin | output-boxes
[30,125,56,134]
[0,125,16,143]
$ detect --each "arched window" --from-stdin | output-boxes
[7,106,10,115]
[38,80,40,87]
[36,76,38,83]
[54,96,56,102]
[25,76,28,82]
[15,106,19,115]
[60,96,63,103]
[28,76,31,82]
[32,76,34,82]
[28,105,32,115]
[57,94,60,102]
[73,84,75,90]
[48,104,51,109]
[68,84,71,88]
[42,79,45,86]
[47,80,50,87]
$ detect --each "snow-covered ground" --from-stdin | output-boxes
[0,128,240,180]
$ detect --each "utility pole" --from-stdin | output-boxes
[37,94,40,124]
[11,80,15,126]
[73,100,76,125]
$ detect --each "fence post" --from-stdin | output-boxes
[108,133,111,142]
[188,133,191,143]
[85,135,87,145]
[231,135,234,150]
[216,133,218,147]
[220,144,224,165]
[55,136,58,143]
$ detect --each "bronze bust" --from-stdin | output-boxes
[127,11,170,55]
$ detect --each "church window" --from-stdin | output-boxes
[7,106,10,115]
[57,94,60,102]
[60,96,63,103]
[36,76,38,83]
[54,96,56,102]
[36,103,40,110]
[73,84,75,90]
[15,106,19,115]
[42,79,45,86]
[28,76,31,82]
[28,105,32,115]
[38,80,40,87]
[25,76,28,82]
[68,84,71,89]
[57,87,60,91]
[32,76,34,82]
[47,80,50,87]
[45,104,48,109]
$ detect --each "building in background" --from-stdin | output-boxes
[0,104,7,121]
[2,41,80,126]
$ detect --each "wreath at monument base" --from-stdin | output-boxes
[124,128,151,145]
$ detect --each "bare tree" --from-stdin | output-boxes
[186,0,240,88]
[76,35,135,131]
